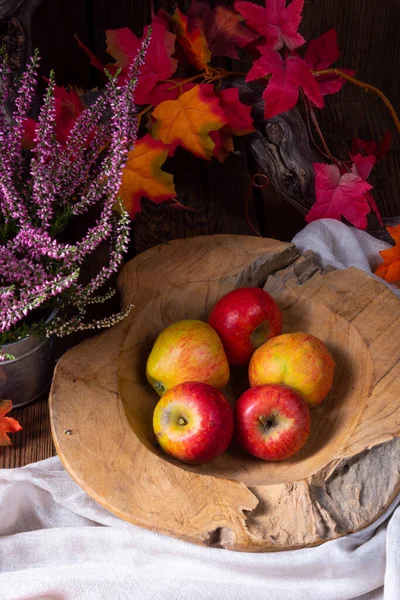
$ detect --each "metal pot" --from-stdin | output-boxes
[0,309,58,408]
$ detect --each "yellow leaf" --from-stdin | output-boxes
[152,84,227,160]
[119,134,176,218]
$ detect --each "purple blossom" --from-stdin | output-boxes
[0,32,150,342]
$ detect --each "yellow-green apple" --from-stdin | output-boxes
[235,384,311,461]
[208,287,282,366]
[249,332,335,407]
[153,381,234,464]
[146,320,229,396]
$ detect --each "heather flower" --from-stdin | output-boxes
[0,33,150,357]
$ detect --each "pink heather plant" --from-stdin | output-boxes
[0,38,149,358]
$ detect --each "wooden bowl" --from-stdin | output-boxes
[118,296,372,486]
[50,235,400,551]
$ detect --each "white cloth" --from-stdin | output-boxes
[0,218,399,600]
[292,218,397,294]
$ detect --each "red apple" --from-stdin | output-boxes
[235,384,311,461]
[208,287,282,366]
[153,382,234,464]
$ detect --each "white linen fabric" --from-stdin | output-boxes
[0,218,399,600]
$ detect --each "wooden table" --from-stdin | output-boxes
[1,95,399,469]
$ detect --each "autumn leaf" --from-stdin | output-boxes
[208,88,255,162]
[152,84,227,160]
[0,400,22,447]
[171,7,211,70]
[351,130,392,161]
[217,88,255,135]
[77,16,177,105]
[375,225,400,283]
[246,47,324,118]
[75,34,105,71]
[306,163,373,229]
[351,153,376,181]
[304,29,354,95]
[350,153,383,225]
[22,117,37,150]
[235,0,305,51]
[144,80,195,107]
[210,129,235,163]
[119,134,176,218]
[22,85,84,148]
[53,85,85,144]
[188,1,258,60]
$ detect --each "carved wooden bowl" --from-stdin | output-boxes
[50,235,400,551]
[118,295,372,487]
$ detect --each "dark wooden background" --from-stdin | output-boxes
[1,0,399,467]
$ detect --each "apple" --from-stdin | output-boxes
[146,320,230,396]
[153,381,234,464]
[249,332,335,407]
[208,287,282,366]
[235,384,311,461]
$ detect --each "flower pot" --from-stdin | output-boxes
[0,310,58,408]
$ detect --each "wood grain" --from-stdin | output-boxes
[50,235,400,551]
[0,395,54,468]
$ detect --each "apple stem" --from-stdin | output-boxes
[259,415,275,432]
[178,417,188,426]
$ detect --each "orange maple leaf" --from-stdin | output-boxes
[152,84,228,160]
[0,400,22,447]
[119,134,176,218]
[375,225,400,283]
[171,8,211,70]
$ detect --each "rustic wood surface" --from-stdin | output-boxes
[49,235,400,551]
[1,0,400,468]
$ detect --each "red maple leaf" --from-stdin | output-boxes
[351,153,376,181]
[304,29,354,95]
[208,88,255,162]
[188,1,258,60]
[53,85,85,144]
[350,153,383,225]
[235,0,306,51]
[217,88,255,135]
[76,15,177,105]
[0,400,22,446]
[22,85,84,148]
[210,129,235,163]
[351,130,392,161]
[246,46,324,118]
[306,163,373,229]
